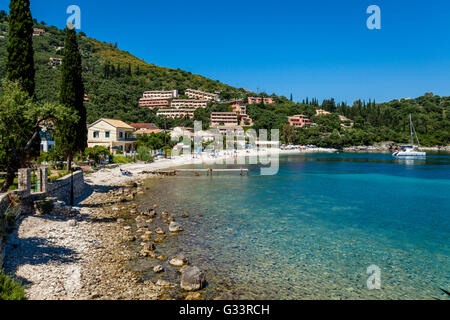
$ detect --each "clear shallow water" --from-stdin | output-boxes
[136,152,450,299]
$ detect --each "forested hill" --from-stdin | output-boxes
[0,16,251,125]
[0,13,449,147]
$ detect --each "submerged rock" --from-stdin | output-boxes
[153,265,163,273]
[169,222,183,233]
[140,243,156,257]
[155,227,165,235]
[180,266,206,291]
[186,292,202,300]
[154,237,165,243]
[169,254,188,267]
[156,279,170,287]
[214,292,237,300]
[141,233,151,241]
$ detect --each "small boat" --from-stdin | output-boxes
[120,169,133,176]
[392,114,426,158]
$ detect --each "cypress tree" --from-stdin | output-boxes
[6,0,35,97]
[55,28,87,171]
[127,63,132,76]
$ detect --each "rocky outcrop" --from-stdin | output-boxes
[180,266,206,291]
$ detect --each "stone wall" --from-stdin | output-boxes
[47,171,86,205]
[0,194,11,268]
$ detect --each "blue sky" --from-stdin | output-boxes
[4,0,450,103]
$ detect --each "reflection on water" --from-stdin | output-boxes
[134,153,450,300]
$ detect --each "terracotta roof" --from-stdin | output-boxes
[130,123,158,129]
[89,118,134,129]
[135,128,162,135]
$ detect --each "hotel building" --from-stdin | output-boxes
[142,90,178,99]
[229,100,246,114]
[156,109,195,119]
[288,115,312,127]
[139,98,170,108]
[170,99,209,109]
[211,112,239,127]
[185,89,220,102]
[247,97,275,105]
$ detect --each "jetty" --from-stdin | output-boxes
[142,168,249,176]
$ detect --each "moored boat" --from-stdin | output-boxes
[392,114,426,158]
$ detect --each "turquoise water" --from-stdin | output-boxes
[136,153,450,299]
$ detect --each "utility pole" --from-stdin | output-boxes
[70,168,74,206]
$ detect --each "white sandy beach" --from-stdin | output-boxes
[86,147,337,186]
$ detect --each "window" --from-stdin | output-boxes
[105,131,110,138]
[93,131,99,138]
[119,131,123,138]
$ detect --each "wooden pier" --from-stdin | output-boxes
[144,168,249,176]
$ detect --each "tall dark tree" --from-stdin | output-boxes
[127,63,132,76]
[0,0,40,191]
[6,0,35,97]
[0,10,8,22]
[55,27,87,171]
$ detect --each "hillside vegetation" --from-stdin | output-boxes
[0,17,248,127]
[0,13,449,147]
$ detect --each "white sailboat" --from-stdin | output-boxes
[392,114,426,158]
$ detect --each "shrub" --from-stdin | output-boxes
[136,146,153,162]
[111,155,134,164]
[0,270,26,300]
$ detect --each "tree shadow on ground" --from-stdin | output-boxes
[3,236,79,286]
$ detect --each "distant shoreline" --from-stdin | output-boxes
[343,144,450,153]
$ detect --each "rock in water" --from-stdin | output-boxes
[186,292,202,300]
[169,254,188,267]
[180,266,206,291]
[169,222,183,233]
[214,292,237,300]
[153,265,163,273]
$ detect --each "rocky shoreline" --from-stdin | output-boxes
[3,171,227,300]
[343,143,450,153]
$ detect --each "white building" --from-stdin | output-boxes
[185,89,220,102]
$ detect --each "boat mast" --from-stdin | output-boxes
[409,113,414,146]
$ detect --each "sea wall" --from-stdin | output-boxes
[47,171,86,205]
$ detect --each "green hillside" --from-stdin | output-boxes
[0,17,250,127]
[0,13,449,147]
